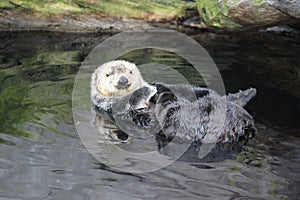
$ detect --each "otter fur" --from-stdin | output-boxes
[91,60,256,143]
[91,60,157,120]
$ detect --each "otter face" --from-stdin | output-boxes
[94,60,147,97]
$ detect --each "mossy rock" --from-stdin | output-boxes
[196,0,298,31]
[1,0,195,21]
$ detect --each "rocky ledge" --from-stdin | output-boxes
[0,0,196,32]
[196,0,300,31]
[0,0,299,32]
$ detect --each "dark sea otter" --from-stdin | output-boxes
[91,60,257,144]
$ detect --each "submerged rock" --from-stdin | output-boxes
[259,25,299,37]
[196,0,300,31]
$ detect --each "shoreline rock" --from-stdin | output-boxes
[0,0,195,32]
[0,0,299,33]
[0,11,156,33]
[195,0,300,31]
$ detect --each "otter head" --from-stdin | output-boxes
[93,60,147,97]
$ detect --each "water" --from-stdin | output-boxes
[0,31,299,199]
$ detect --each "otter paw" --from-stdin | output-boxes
[130,110,152,127]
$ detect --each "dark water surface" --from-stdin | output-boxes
[0,31,299,199]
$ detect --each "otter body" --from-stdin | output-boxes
[91,60,256,143]
[150,83,256,143]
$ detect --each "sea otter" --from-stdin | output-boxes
[91,60,257,144]
[91,60,157,119]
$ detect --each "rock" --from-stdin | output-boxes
[177,7,207,29]
[259,25,299,37]
[178,14,207,29]
[269,0,300,18]
[0,0,196,32]
[196,0,300,31]
[182,16,207,29]
[0,11,154,32]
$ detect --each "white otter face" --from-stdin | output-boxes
[94,60,147,97]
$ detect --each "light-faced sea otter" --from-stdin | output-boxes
[91,60,257,144]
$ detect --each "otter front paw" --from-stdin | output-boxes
[130,110,153,127]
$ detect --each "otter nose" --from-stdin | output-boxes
[118,76,128,85]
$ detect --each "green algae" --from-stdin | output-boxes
[0,1,16,10]
[1,0,195,21]
[196,0,242,30]
[0,48,81,143]
[249,0,264,5]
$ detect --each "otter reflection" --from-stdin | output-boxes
[93,111,247,162]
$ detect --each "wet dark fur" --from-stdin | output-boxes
[149,84,256,143]
[93,83,256,144]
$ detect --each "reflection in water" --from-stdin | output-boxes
[0,31,299,199]
[93,109,245,162]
